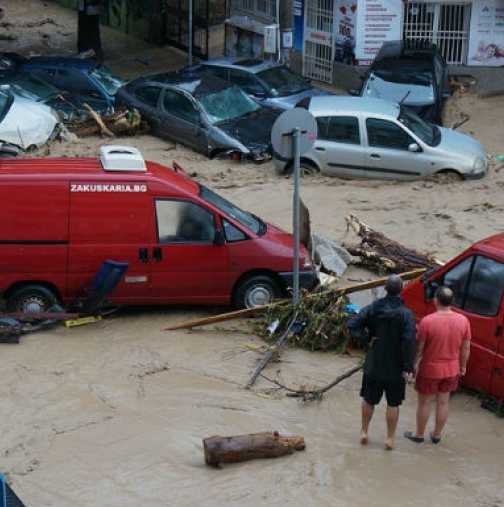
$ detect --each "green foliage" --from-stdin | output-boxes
[258,290,354,353]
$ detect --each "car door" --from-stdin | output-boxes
[150,198,231,304]
[430,255,504,395]
[363,118,428,179]
[314,115,365,177]
[131,84,163,133]
[160,89,208,153]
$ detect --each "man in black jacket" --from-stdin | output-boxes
[347,275,416,450]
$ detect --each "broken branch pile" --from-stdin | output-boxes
[259,290,351,353]
[67,107,149,137]
[344,214,441,274]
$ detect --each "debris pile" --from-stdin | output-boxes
[260,290,351,353]
[344,214,441,274]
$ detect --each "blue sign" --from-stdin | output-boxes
[293,0,304,51]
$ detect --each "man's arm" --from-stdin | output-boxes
[346,304,373,348]
[401,310,417,376]
[459,320,472,376]
[414,340,426,376]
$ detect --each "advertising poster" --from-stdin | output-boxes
[355,0,403,64]
[468,0,504,66]
[334,0,358,64]
[293,0,305,51]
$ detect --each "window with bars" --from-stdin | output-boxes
[231,0,276,20]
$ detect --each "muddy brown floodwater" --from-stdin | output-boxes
[2,1,504,506]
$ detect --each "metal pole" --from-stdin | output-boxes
[276,0,281,62]
[188,0,193,66]
[292,127,301,305]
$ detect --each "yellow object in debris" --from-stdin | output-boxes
[64,316,102,328]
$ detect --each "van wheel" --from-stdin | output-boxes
[7,285,59,313]
[233,275,281,309]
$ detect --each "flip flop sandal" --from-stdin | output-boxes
[430,433,441,444]
[404,431,424,443]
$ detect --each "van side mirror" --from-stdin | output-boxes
[408,143,421,153]
[214,228,225,246]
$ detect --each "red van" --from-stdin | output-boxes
[402,233,504,401]
[0,146,317,312]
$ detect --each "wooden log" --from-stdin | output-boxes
[164,268,427,331]
[203,431,305,466]
[83,103,115,137]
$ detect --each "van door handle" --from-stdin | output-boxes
[153,247,163,262]
[315,147,326,151]
[138,248,149,263]
[370,153,381,159]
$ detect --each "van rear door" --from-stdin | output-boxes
[68,181,154,303]
[150,198,231,304]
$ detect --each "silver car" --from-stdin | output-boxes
[193,58,330,110]
[273,97,488,180]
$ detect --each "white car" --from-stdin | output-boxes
[273,97,488,180]
[0,88,60,150]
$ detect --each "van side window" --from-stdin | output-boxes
[156,200,215,243]
[223,219,247,242]
[440,256,504,316]
[464,257,504,316]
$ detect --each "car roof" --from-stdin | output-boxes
[309,96,400,118]
[0,158,199,195]
[202,58,282,74]
[472,233,504,259]
[24,57,98,71]
[373,40,439,66]
[133,71,232,97]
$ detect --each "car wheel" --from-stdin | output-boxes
[284,160,320,176]
[7,285,59,313]
[233,275,281,309]
[434,169,463,183]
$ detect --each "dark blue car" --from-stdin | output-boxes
[20,57,125,115]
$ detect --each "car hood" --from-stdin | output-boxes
[363,74,435,106]
[437,127,487,158]
[263,222,311,258]
[270,86,332,109]
[217,107,281,152]
[0,97,58,149]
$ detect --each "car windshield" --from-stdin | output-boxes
[199,184,264,235]
[374,68,432,87]
[398,106,439,146]
[91,67,125,95]
[257,66,310,97]
[7,74,60,101]
[199,85,260,124]
[0,91,13,121]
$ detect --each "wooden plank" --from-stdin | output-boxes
[0,312,80,321]
[164,268,427,331]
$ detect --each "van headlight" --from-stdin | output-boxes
[473,157,486,172]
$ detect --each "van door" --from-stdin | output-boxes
[68,182,153,303]
[430,255,504,394]
[490,313,504,400]
[150,198,231,304]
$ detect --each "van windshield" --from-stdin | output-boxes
[199,184,264,235]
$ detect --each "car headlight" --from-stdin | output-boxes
[473,157,486,172]
[303,257,313,268]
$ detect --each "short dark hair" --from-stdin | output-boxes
[385,274,403,296]
[436,286,454,306]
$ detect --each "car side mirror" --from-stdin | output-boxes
[408,143,421,153]
[214,229,225,246]
[348,88,360,96]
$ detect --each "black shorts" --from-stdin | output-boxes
[360,374,406,407]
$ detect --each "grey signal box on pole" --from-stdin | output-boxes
[271,108,318,305]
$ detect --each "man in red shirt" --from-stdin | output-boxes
[404,286,471,444]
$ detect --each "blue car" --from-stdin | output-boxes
[189,58,331,110]
[20,57,125,115]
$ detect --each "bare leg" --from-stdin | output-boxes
[416,393,434,438]
[385,406,399,450]
[361,400,374,445]
[433,392,450,439]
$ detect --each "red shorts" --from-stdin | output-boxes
[415,375,459,395]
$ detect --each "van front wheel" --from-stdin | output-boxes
[7,285,59,313]
[233,275,281,309]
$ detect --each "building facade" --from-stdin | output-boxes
[293,0,504,82]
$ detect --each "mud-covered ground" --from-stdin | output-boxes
[1,1,504,506]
